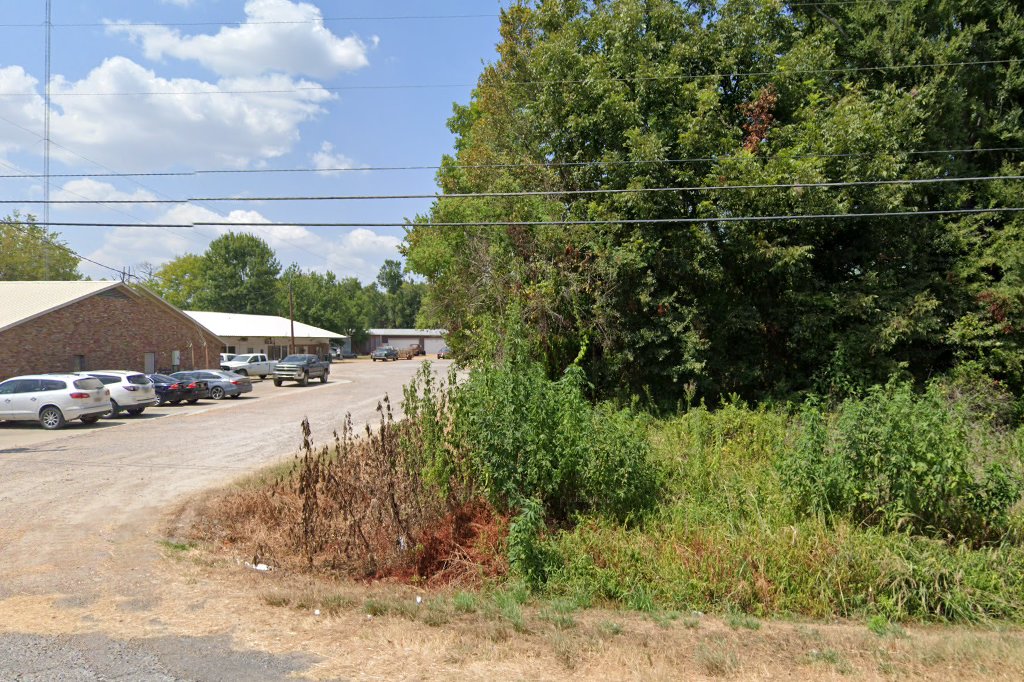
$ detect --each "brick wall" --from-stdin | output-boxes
[0,288,223,381]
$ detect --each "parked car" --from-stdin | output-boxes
[220,353,277,378]
[82,370,158,417]
[437,347,451,359]
[273,354,330,386]
[0,374,110,429]
[148,373,204,405]
[371,346,399,362]
[398,346,419,360]
[171,370,251,400]
[407,343,425,356]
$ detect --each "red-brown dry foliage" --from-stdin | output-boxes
[187,398,506,585]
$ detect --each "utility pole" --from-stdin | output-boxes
[289,277,296,355]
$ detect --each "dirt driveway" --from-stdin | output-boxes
[0,358,441,679]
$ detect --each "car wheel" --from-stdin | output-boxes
[259,375,267,379]
[236,369,248,376]
[127,407,145,416]
[273,379,282,387]
[299,372,309,387]
[107,400,121,417]
[80,414,101,425]
[186,398,199,404]
[210,386,225,400]
[320,372,328,384]
[170,400,182,405]
[39,406,66,430]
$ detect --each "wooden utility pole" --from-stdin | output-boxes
[289,277,296,355]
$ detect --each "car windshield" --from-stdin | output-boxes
[127,374,151,385]
[150,374,175,382]
[281,355,310,363]
[73,378,104,390]
[232,355,253,363]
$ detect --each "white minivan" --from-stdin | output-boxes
[83,370,159,417]
[0,374,111,429]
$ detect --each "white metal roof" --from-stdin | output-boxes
[0,280,123,333]
[368,328,446,337]
[185,311,346,340]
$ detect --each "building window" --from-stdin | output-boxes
[71,355,86,371]
[381,337,389,344]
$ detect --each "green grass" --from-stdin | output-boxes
[526,404,1024,624]
[158,539,196,553]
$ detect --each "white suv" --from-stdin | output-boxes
[0,374,111,429]
[83,371,159,417]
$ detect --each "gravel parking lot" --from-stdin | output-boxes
[0,357,448,679]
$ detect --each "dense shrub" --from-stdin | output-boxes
[781,382,1024,544]
[453,362,660,522]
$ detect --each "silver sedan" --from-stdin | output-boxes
[170,370,252,400]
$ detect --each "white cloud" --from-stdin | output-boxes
[52,179,157,209]
[82,203,403,284]
[31,56,333,171]
[107,0,372,79]
[0,66,46,155]
[311,141,356,174]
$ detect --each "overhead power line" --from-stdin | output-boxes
[2,218,129,277]
[2,58,1016,99]
[0,146,1020,180]
[23,207,1024,229]
[4,174,1022,205]
[0,1,908,28]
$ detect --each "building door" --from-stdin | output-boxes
[144,352,156,374]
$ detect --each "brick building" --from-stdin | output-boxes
[0,281,223,381]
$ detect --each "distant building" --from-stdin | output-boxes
[184,311,346,360]
[365,328,447,355]
[0,281,222,380]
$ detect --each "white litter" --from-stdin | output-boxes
[416,596,423,605]
[255,563,271,572]
[314,609,321,616]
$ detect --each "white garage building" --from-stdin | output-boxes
[185,311,346,360]
[367,328,447,355]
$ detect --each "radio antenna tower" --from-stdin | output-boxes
[43,0,52,277]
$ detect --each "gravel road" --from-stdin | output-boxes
[0,358,443,680]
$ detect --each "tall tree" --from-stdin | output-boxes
[0,213,81,281]
[405,0,1024,401]
[196,232,281,314]
[148,253,208,309]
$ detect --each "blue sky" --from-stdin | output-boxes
[0,0,508,282]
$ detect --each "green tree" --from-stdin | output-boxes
[148,253,208,309]
[196,232,281,314]
[405,0,1024,402]
[0,213,81,280]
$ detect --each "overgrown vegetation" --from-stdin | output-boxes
[405,0,1024,405]
[191,358,1024,624]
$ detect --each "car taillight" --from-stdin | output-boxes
[187,382,197,389]
[69,392,90,399]
[231,380,244,385]
[169,383,181,390]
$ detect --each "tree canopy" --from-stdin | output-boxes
[1,213,82,281]
[405,0,1024,402]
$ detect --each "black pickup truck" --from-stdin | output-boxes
[272,354,330,386]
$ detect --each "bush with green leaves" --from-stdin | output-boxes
[454,362,659,522]
[781,381,1024,544]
